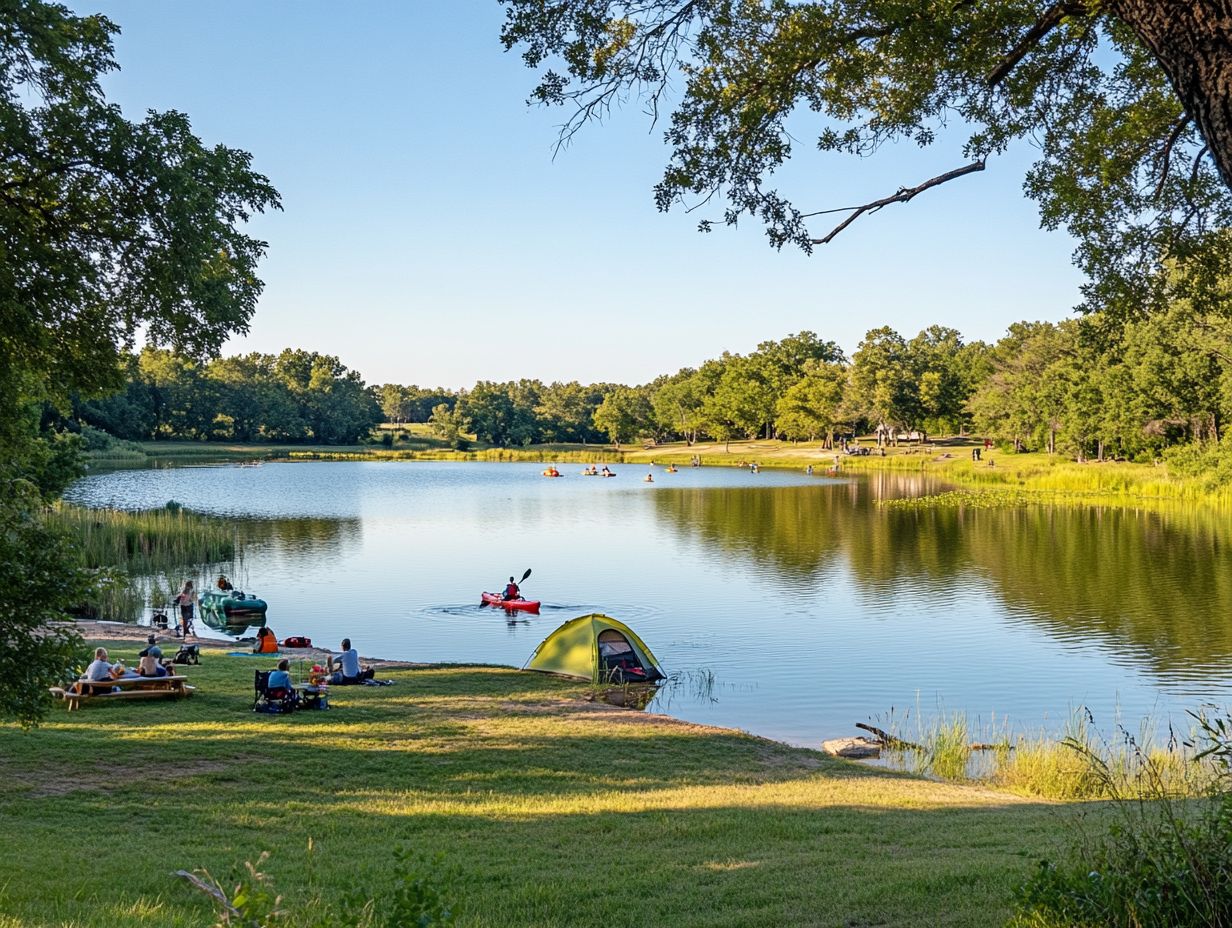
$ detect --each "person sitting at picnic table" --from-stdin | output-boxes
[78,647,117,695]
[137,648,169,677]
[267,658,293,692]
[252,626,278,654]
[329,638,373,685]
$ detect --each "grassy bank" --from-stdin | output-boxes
[0,646,1074,928]
[624,440,1232,507]
[90,434,1232,508]
[100,438,629,467]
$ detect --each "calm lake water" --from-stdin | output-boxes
[65,460,1232,747]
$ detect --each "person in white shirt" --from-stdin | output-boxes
[329,638,372,685]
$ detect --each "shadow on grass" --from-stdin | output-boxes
[0,656,1088,928]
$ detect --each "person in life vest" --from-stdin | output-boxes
[253,626,278,654]
[503,577,521,600]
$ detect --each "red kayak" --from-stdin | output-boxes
[481,592,541,613]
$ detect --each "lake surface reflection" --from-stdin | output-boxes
[66,460,1232,746]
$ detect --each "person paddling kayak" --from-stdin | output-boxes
[503,576,522,600]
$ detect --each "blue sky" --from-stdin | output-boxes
[90,1,1083,389]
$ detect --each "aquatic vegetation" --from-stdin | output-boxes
[875,709,1219,801]
[287,447,623,464]
[46,503,243,620]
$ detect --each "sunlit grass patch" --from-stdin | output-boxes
[0,648,1080,928]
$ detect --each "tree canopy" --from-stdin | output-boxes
[500,1,1232,320]
[0,2,279,724]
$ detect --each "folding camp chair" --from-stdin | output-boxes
[253,669,297,714]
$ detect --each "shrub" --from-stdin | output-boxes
[1009,710,1232,927]
[188,845,456,928]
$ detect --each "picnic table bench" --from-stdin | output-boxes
[49,674,195,711]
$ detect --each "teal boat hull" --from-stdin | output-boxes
[200,590,268,629]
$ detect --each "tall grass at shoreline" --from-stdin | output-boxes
[878,708,1220,800]
[288,447,624,464]
[47,503,242,620]
[81,432,1232,509]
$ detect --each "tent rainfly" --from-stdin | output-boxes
[523,613,666,684]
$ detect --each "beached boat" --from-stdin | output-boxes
[200,589,268,627]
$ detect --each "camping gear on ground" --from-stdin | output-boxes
[252,669,297,714]
[200,589,268,629]
[171,645,200,665]
[523,613,666,684]
[480,592,541,613]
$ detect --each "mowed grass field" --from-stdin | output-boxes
[0,646,1076,928]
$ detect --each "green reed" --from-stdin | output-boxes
[46,503,243,620]
[287,448,625,464]
[878,708,1218,801]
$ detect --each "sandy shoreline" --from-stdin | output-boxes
[58,619,426,670]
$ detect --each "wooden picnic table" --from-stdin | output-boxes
[50,674,195,711]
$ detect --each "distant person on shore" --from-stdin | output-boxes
[330,638,374,685]
[175,581,196,637]
[503,576,521,600]
[253,626,278,654]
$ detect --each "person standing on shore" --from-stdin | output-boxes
[175,581,196,637]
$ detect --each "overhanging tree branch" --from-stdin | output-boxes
[986,2,1084,88]
[1154,115,1193,199]
[808,160,986,245]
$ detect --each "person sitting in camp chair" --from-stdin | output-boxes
[253,662,297,714]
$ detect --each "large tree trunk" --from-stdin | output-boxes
[1112,1,1232,190]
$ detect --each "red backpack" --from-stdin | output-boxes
[281,635,312,648]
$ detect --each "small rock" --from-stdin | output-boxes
[821,736,881,759]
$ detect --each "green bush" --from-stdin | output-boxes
[192,846,456,928]
[1009,711,1232,927]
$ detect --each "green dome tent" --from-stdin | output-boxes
[523,614,666,684]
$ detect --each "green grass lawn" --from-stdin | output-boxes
[0,645,1077,928]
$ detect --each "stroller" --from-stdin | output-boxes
[253,669,297,714]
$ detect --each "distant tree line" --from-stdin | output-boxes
[74,309,1232,464]
[75,348,382,444]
